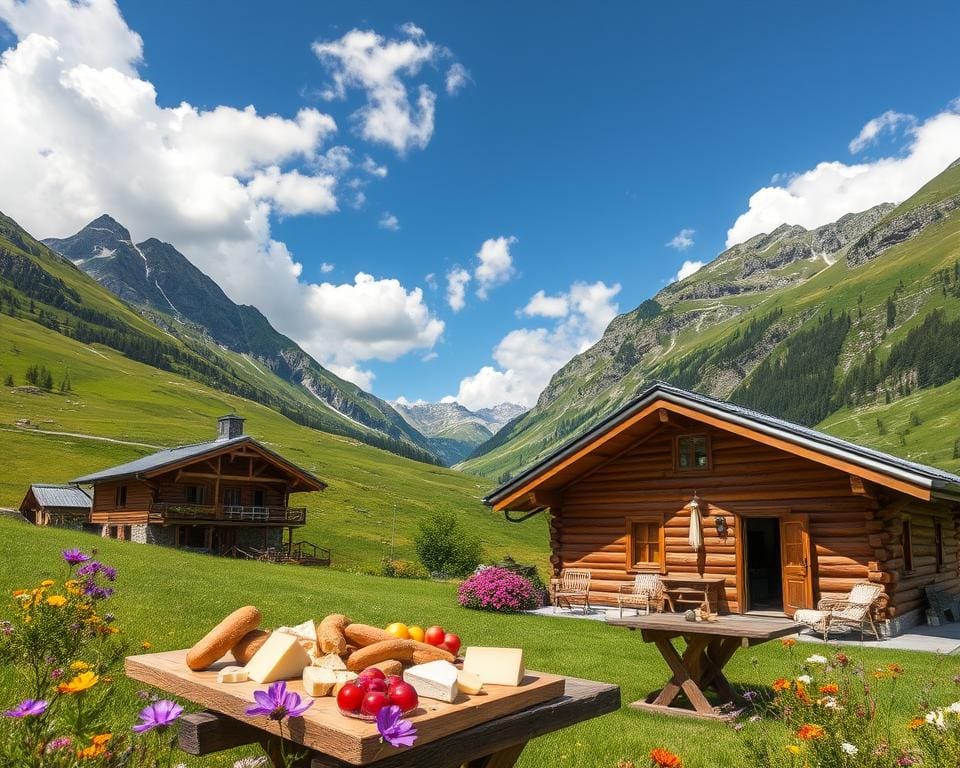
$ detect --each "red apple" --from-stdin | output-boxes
[361,690,389,717]
[441,633,461,655]
[424,625,446,646]
[337,683,364,713]
[386,681,419,713]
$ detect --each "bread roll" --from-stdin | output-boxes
[186,606,262,671]
[230,628,271,665]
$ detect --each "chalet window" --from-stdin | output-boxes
[185,485,205,505]
[115,485,127,508]
[677,435,710,471]
[902,519,914,573]
[223,487,242,507]
[253,489,265,508]
[935,521,945,573]
[626,515,665,573]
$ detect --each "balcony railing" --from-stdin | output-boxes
[148,503,307,525]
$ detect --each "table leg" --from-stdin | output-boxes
[462,743,526,768]
[648,635,714,715]
[698,638,739,703]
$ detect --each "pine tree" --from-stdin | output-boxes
[2,373,12,387]
[58,371,72,393]
[886,297,896,329]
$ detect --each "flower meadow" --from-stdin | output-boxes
[457,566,542,613]
[0,546,417,768]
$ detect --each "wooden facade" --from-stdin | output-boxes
[486,386,960,634]
[19,484,92,528]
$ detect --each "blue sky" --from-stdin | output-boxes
[2,1,960,408]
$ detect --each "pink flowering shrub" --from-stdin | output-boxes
[457,566,540,612]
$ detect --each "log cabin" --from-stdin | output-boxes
[19,484,92,530]
[484,383,960,636]
[70,415,328,560]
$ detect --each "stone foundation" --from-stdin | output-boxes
[881,608,924,638]
[234,527,284,551]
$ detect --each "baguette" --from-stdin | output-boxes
[318,614,350,656]
[187,606,262,671]
[346,638,454,671]
[344,624,455,661]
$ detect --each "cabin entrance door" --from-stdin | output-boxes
[780,514,813,617]
[743,517,784,613]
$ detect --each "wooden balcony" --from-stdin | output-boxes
[148,503,307,526]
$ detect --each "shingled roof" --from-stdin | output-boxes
[485,382,960,511]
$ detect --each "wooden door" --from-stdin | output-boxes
[780,514,813,616]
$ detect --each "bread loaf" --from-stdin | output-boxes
[346,638,455,670]
[318,614,350,655]
[344,624,454,661]
[186,606,262,671]
[231,628,271,664]
[371,659,403,676]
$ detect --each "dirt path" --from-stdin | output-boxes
[3,426,161,449]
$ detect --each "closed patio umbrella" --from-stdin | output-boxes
[688,497,704,552]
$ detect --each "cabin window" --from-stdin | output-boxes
[626,515,665,573]
[223,487,242,507]
[935,521,945,573]
[677,435,710,471]
[902,519,914,573]
[114,485,127,508]
[253,489,266,508]
[184,485,205,505]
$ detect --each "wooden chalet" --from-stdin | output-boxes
[19,484,92,529]
[71,415,329,562]
[484,383,960,636]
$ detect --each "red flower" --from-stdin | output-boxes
[796,724,825,740]
[650,748,683,768]
[819,683,839,695]
[772,678,791,692]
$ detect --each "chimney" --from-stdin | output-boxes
[217,414,245,441]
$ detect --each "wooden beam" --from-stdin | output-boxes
[850,476,874,497]
[658,409,671,424]
[176,472,289,484]
[530,490,562,508]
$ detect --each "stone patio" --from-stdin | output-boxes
[527,605,960,654]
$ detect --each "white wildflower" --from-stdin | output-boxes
[948,701,960,714]
[926,709,947,730]
[805,654,828,665]
[840,742,858,755]
[796,674,812,685]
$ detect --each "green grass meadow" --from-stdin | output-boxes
[2,518,959,767]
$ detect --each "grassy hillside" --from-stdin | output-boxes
[0,313,548,573]
[463,160,960,482]
[0,518,951,768]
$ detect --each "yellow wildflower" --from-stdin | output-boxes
[70,660,91,671]
[77,733,111,759]
[785,744,801,755]
[57,671,99,695]
[908,717,926,730]
[11,589,26,597]
[41,579,55,588]
[46,595,67,608]
[141,641,152,650]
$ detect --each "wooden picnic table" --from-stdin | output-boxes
[125,650,620,767]
[661,575,726,615]
[606,614,795,720]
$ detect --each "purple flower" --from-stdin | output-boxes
[101,566,117,582]
[245,681,312,721]
[50,668,63,680]
[45,737,72,753]
[132,699,183,733]
[4,699,48,718]
[376,705,417,748]
[1,620,13,637]
[62,548,90,565]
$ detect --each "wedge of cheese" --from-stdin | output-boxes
[462,647,525,686]
[332,670,358,694]
[277,620,319,660]
[313,653,347,670]
[244,630,312,683]
[217,666,249,684]
[302,666,337,697]
[403,660,458,703]
[456,670,483,695]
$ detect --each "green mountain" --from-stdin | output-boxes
[462,158,960,482]
[37,215,439,464]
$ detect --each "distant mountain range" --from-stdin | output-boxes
[0,211,441,464]
[463,158,960,482]
[390,400,526,464]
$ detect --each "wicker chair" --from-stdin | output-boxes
[617,573,672,618]
[551,568,592,614]
[794,582,885,641]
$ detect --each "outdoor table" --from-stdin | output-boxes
[606,614,795,720]
[125,650,620,768]
[661,575,726,614]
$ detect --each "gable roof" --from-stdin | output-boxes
[22,484,91,510]
[484,382,960,511]
[71,436,326,492]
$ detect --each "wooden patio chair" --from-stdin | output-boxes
[794,582,885,641]
[617,573,672,617]
[551,568,592,614]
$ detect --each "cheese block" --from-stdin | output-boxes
[456,670,483,695]
[244,631,312,683]
[332,670,358,694]
[217,666,249,684]
[403,660,459,703]
[277,620,319,660]
[462,647,525,686]
[313,653,347,670]
[302,666,337,697]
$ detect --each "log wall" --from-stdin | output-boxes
[90,480,153,524]
[550,423,959,617]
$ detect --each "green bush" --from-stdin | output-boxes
[414,511,483,578]
[379,557,430,579]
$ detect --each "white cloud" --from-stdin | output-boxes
[848,110,916,154]
[445,63,470,95]
[326,363,375,391]
[378,211,400,230]
[312,24,461,155]
[521,289,569,319]
[671,259,705,283]
[361,155,388,177]
[320,262,335,273]
[666,228,695,251]
[421,351,438,362]
[727,103,960,247]
[446,267,471,312]
[474,236,517,299]
[424,272,437,290]
[0,0,444,391]
[447,281,621,409]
